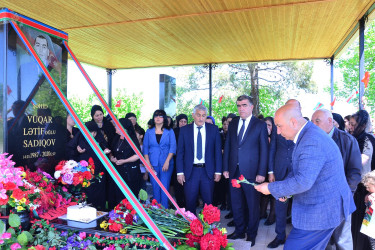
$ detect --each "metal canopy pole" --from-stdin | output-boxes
[3,22,8,152]
[107,68,113,108]
[330,56,334,111]
[359,16,365,110]
[209,63,212,116]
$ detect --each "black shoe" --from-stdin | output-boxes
[227,232,245,240]
[220,205,227,211]
[225,212,233,219]
[227,220,235,227]
[246,236,256,246]
[264,219,275,226]
[267,237,285,248]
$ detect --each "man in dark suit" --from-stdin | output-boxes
[256,105,355,249]
[266,99,299,248]
[176,104,222,214]
[267,132,295,248]
[223,95,269,246]
[312,109,361,250]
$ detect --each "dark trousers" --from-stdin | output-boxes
[107,165,141,210]
[230,170,260,238]
[275,199,288,240]
[213,177,228,207]
[285,227,335,250]
[184,167,214,214]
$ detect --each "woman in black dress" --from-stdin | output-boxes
[72,120,110,211]
[351,110,375,250]
[108,118,142,209]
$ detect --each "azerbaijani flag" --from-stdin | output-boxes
[330,97,336,107]
[346,90,359,103]
[313,102,324,110]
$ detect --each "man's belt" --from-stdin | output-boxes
[193,163,205,168]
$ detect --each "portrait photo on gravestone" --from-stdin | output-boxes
[6,24,68,175]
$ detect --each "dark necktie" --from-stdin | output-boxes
[238,119,246,144]
[197,126,203,160]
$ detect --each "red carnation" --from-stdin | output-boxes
[34,245,46,250]
[231,179,241,188]
[126,203,133,211]
[151,199,158,205]
[108,222,123,232]
[33,175,42,183]
[88,158,95,167]
[125,213,133,225]
[131,209,136,215]
[202,204,220,224]
[190,219,203,236]
[212,228,227,247]
[12,188,25,200]
[72,175,81,186]
[4,182,17,190]
[0,198,9,205]
[39,180,47,187]
[185,233,201,247]
[82,171,92,180]
[239,175,245,181]
[200,233,221,250]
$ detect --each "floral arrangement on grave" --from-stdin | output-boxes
[22,169,73,215]
[54,158,103,194]
[0,153,25,211]
[178,204,234,250]
[100,190,190,246]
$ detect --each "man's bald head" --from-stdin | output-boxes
[311,109,333,134]
[285,99,301,110]
[274,104,306,140]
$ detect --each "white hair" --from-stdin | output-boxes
[193,104,207,114]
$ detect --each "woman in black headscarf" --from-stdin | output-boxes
[332,113,346,131]
[171,114,188,208]
[350,110,375,250]
[91,105,116,146]
[108,118,142,209]
[72,120,110,211]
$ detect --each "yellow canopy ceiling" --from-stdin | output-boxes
[2,0,375,69]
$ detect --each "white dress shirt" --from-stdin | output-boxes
[293,121,308,144]
[194,123,206,164]
[177,122,221,175]
[237,115,252,140]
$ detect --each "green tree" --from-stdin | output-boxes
[176,62,316,126]
[69,88,144,126]
[332,21,375,112]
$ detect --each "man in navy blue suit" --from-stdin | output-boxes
[176,104,222,214]
[255,104,355,250]
[223,95,269,246]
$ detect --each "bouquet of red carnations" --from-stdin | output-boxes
[180,204,234,250]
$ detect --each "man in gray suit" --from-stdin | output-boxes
[255,104,355,249]
[312,109,361,250]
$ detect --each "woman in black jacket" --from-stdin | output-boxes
[108,118,142,209]
[72,120,110,211]
[91,105,116,146]
[350,110,375,250]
